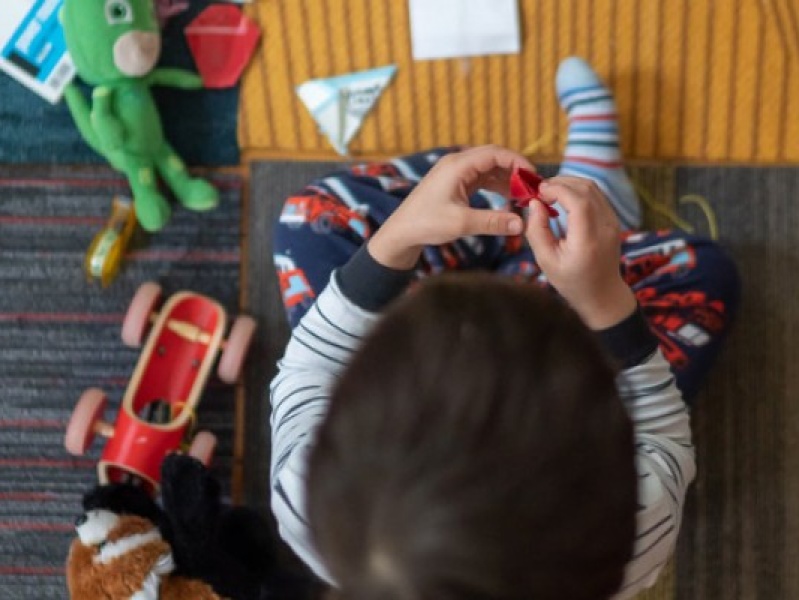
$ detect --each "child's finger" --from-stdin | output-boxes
[525,201,559,267]
[538,180,593,241]
[461,207,524,237]
[538,178,585,207]
[471,166,514,198]
[452,145,535,185]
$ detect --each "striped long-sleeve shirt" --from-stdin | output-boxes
[269,245,695,599]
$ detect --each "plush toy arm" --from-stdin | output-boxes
[63,84,102,154]
[147,69,204,89]
[90,86,124,152]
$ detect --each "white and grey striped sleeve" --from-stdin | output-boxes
[600,310,696,599]
[269,245,416,583]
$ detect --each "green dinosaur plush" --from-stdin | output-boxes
[61,0,218,232]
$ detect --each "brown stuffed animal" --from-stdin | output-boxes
[67,509,222,599]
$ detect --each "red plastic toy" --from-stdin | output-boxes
[509,167,559,217]
[185,5,261,89]
[64,282,256,494]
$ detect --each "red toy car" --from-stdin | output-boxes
[64,282,256,494]
[279,194,371,238]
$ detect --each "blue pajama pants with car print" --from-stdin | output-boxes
[273,148,740,402]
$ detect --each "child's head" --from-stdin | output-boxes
[308,273,637,600]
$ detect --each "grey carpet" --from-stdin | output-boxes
[248,161,799,599]
[0,166,241,598]
[244,162,351,599]
[244,161,346,509]
[672,167,799,600]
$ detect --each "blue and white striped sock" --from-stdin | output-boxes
[551,57,641,234]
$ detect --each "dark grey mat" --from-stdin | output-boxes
[673,167,799,600]
[244,161,344,507]
[0,166,241,598]
[244,162,348,597]
[247,161,799,600]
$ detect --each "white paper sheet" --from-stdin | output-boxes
[408,0,520,61]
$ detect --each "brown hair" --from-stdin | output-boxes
[308,273,637,600]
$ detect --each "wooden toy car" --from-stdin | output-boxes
[84,196,137,288]
[65,282,256,493]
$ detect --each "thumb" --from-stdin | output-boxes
[462,208,524,237]
[525,201,559,265]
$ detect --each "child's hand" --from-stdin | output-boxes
[368,146,530,270]
[525,177,637,329]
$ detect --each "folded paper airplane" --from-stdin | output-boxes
[296,65,397,156]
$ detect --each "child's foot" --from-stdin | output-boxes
[134,189,171,232]
[175,178,220,212]
[554,57,640,232]
[155,148,219,212]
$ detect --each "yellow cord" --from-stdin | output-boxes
[679,194,719,240]
[633,182,719,240]
[634,182,695,233]
[522,132,559,157]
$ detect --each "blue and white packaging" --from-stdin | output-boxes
[297,65,397,156]
[0,0,75,103]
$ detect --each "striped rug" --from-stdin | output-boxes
[0,167,242,599]
[239,0,799,164]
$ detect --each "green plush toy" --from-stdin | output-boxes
[61,0,218,232]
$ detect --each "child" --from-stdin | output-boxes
[269,58,739,599]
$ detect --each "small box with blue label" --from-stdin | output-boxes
[0,0,75,103]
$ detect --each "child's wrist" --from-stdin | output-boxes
[573,282,637,330]
[367,228,422,271]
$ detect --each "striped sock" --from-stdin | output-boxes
[552,57,641,233]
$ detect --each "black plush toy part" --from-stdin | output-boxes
[79,454,282,600]
[160,454,278,600]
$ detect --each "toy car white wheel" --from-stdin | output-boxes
[65,388,108,455]
[122,282,162,347]
[188,431,217,465]
[217,315,256,384]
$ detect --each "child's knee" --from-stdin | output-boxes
[692,238,741,317]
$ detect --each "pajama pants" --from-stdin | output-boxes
[273,148,740,402]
